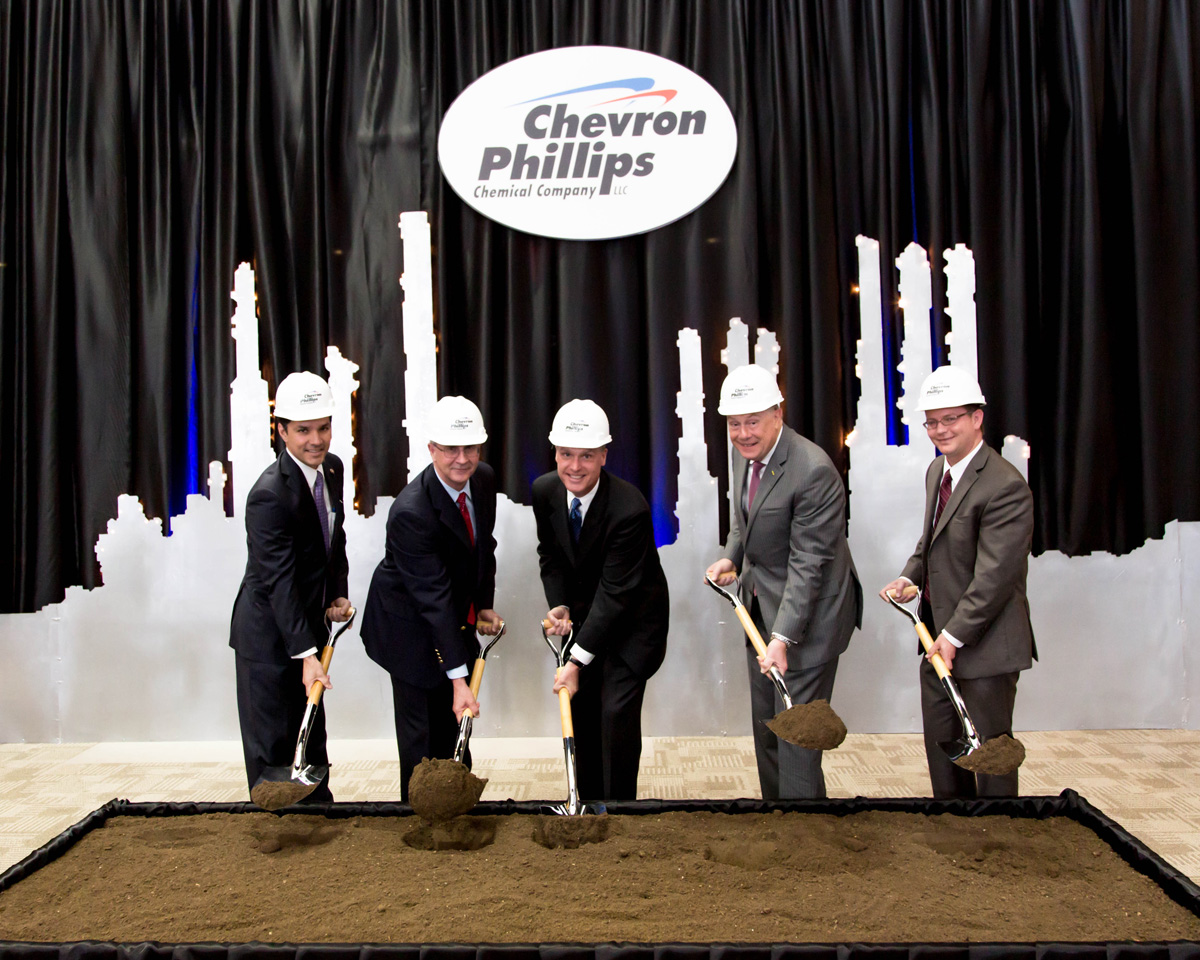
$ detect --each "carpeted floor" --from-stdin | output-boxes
[3,731,1200,881]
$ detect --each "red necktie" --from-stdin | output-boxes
[457,491,476,625]
[747,460,764,512]
[924,471,953,609]
[933,469,953,528]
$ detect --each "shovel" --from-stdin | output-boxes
[250,607,356,811]
[540,619,606,816]
[884,589,982,762]
[705,574,847,749]
[452,619,507,762]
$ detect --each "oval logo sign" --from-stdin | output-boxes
[438,46,738,240]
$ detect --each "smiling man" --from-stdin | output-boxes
[533,399,669,803]
[705,364,862,800]
[880,365,1035,799]
[360,396,503,800]
[229,371,353,805]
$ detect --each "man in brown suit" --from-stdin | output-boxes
[880,366,1035,798]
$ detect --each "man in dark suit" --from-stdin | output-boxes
[534,399,669,802]
[360,396,503,800]
[229,371,353,803]
[706,365,862,799]
[881,365,1036,798]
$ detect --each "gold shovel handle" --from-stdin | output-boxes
[914,619,953,681]
[556,668,575,737]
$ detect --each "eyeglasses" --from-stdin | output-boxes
[431,443,481,457]
[922,412,971,431]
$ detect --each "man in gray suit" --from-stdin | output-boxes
[706,364,862,799]
[880,365,1036,799]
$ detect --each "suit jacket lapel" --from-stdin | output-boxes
[280,451,322,538]
[549,480,577,562]
[428,467,473,549]
[746,429,789,532]
[930,445,988,543]
[576,472,608,556]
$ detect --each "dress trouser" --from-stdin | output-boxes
[745,644,839,800]
[391,674,470,802]
[569,651,648,803]
[920,658,1020,798]
[235,653,332,803]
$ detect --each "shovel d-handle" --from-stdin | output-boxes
[706,574,793,710]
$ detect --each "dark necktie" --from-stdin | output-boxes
[923,470,953,609]
[747,460,764,512]
[569,497,583,543]
[933,469,953,528]
[457,491,476,625]
[313,471,331,554]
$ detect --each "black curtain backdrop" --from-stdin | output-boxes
[2,0,1198,613]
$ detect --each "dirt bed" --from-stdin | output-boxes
[2,810,1199,944]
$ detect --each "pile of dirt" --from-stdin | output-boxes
[765,699,848,749]
[3,809,1199,944]
[956,735,1027,776]
[407,758,487,821]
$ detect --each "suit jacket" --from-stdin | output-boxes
[724,424,862,669]
[900,442,1036,680]
[229,452,349,663]
[532,470,668,680]
[360,462,498,689]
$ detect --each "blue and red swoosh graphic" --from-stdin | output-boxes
[514,77,676,106]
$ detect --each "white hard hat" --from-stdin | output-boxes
[915,366,986,410]
[548,399,612,448]
[274,371,334,420]
[428,396,488,444]
[717,364,785,415]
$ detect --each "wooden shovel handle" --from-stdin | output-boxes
[305,642,337,706]
[542,617,573,631]
[914,620,953,681]
[469,658,486,697]
[732,604,770,659]
[556,668,575,737]
[456,655,488,722]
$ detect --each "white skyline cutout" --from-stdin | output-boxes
[1,218,1197,744]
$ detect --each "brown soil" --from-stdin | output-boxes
[765,699,848,750]
[407,758,487,821]
[531,814,611,849]
[3,810,1200,944]
[402,816,496,851]
[250,779,316,812]
[956,735,1027,776]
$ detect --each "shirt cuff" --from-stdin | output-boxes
[446,665,469,679]
[292,647,318,659]
[942,630,963,648]
[570,645,596,665]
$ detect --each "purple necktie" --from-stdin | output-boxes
[313,470,331,554]
[747,460,764,512]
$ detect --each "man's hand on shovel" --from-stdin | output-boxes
[302,654,332,697]
[757,637,789,677]
[452,676,481,722]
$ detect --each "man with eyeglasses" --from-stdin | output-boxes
[880,365,1036,799]
[705,364,862,800]
[361,396,504,800]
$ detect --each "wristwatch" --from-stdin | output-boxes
[568,655,587,669]
[770,632,798,647]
